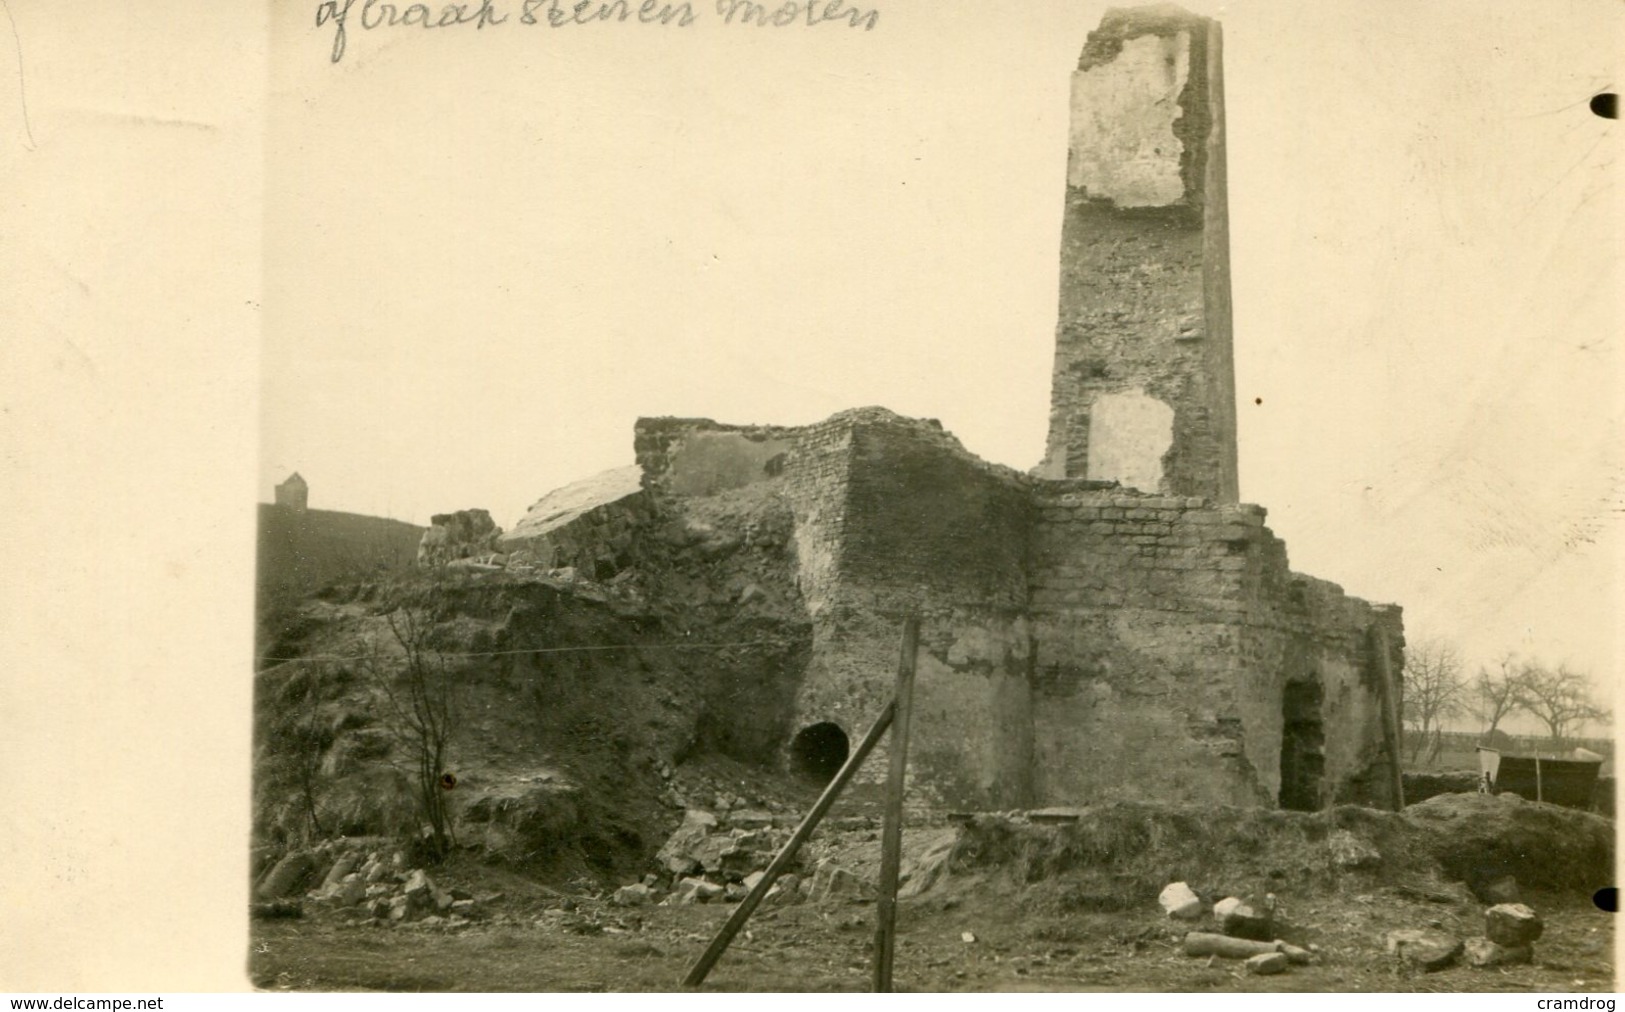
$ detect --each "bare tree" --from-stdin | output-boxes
[1467,654,1525,737]
[1402,638,1465,764]
[369,608,459,861]
[1515,662,1608,742]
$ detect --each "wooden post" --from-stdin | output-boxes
[682,698,896,988]
[1369,624,1406,811]
[872,617,919,992]
[1535,756,1543,804]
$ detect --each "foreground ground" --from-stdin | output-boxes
[250,791,1616,994]
[249,883,1612,992]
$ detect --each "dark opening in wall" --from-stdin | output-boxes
[1279,680,1325,811]
[789,722,849,784]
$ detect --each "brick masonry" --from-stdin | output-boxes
[632,408,1403,812]
[594,5,1401,812]
[1038,7,1239,504]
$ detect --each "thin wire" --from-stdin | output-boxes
[255,637,800,672]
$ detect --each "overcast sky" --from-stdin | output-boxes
[261,0,1621,719]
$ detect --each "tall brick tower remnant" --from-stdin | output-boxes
[1039,5,1239,504]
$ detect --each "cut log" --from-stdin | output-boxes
[1183,932,1284,959]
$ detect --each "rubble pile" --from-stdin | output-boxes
[1161,882,1312,976]
[1382,901,1544,973]
[604,801,881,910]
[417,509,504,568]
[252,839,492,929]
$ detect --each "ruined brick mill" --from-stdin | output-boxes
[429,6,1407,815]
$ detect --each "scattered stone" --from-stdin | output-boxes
[656,810,719,876]
[899,833,958,900]
[1464,937,1533,968]
[674,877,724,905]
[1214,896,1273,940]
[612,883,652,907]
[1245,952,1288,975]
[742,871,766,892]
[1277,942,1312,965]
[961,932,977,944]
[1158,881,1203,920]
[1478,876,1521,905]
[1485,904,1543,947]
[449,899,481,919]
[257,851,318,901]
[769,873,802,906]
[321,853,360,889]
[332,874,367,907]
[418,509,502,567]
[725,883,748,902]
[1328,829,1382,868]
[809,861,870,903]
[1385,929,1463,971]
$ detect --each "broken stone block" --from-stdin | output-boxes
[1327,830,1381,868]
[400,870,435,919]
[418,509,502,567]
[1277,942,1312,965]
[656,809,719,875]
[693,835,741,874]
[1464,937,1532,968]
[725,883,748,902]
[1245,952,1288,975]
[612,883,653,907]
[742,871,766,892]
[257,851,318,901]
[809,861,870,903]
[1485,904,1543,947]
[1385,929,1463,971]
[1213,896,1273,940]
[333,874,367,907]
[1158,881,1203,920]
[1478,876,1520,905]
[321,853,360,889]
[449,899,481,919]
[674,877,724,905]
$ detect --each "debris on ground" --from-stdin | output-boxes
[1158,881,1203,920]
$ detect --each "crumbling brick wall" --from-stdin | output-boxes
[1039,7,1238,504]
[633,409,1402,812]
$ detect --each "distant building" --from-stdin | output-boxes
[274,472,308,512]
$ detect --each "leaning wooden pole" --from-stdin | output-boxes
[1369,624,1406,811]
[872,616,919,992]
[682,698,897,988]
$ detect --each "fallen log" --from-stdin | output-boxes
[1183,933,1283,959]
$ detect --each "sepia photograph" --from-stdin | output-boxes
[247,0,1620,992]
[2,0,1618,997]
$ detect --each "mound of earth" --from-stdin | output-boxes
[905,796,1612,915]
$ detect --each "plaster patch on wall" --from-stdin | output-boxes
[1086,389,1174,492]
[1067,31,1190,206]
